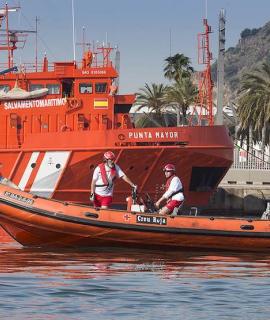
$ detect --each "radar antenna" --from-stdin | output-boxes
[0,4,36,68]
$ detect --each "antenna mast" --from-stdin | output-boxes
[0,4,35,69]
[197,18,214,125]
[35,16,39,72]
[71,0,76,63]
[114,48,120,88]
[216,9,226,125]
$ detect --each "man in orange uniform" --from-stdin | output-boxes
[155,164,184,215]
[90,151,137,209]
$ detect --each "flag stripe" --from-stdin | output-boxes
[94,98,108,108]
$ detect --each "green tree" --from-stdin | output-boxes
[165,78,198,125]
[134,83,168,127]
[164,53,194,82]
[237,62,270,153]
[134,83,167,113]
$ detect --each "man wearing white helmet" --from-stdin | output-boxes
[155,163,184,215]
[90,151,136,208]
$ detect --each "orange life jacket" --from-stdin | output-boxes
[165,174,176,190]
[97,163,117,187]
[165,174,184,198]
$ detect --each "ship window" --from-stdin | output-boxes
[30,84,44,91]
[95,82,107,93]
[79,83,93,94]
[46,84,60,94]
[0,85,10,92]
[189,167,227,192]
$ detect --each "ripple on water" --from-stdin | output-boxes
[1,242,270,319]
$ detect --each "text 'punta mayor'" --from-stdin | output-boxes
[128,131,178,139]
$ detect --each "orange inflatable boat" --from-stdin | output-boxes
[0,183,269,252]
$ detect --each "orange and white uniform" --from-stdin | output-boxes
[163,175,184,212]
[93,163,124,197]
[163,175,184,201]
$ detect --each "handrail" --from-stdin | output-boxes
[232,142,270,170]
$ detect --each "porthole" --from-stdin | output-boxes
[31,163,36,168]
[118,134,125,140]
[56,163,61,169]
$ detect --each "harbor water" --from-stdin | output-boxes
[1,241,270,319]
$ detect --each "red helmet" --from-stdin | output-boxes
[104,151,116,161]
[163,164,176,172]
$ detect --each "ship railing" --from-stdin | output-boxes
[0,63,54,73]
[0,60,114,74]
[232,145,270,170]
[19,63,55,73]
[76,61,113,69]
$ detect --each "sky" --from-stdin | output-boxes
[2,0,270,93]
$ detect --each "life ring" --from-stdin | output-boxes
[67,98,82,110]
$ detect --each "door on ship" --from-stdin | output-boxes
[62,79,74,97]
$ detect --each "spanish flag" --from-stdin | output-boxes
[94,98,108,109]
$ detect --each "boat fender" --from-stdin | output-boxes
[126,196,132,211]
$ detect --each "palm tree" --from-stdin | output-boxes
[237,62,270,154]
[134,83,168,127]
[165,78,198,125]
[134,83,167,112]
[164,53,194,82]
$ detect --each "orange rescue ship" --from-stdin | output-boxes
[0,5,232,219]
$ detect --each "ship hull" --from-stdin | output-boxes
[0,125,233,206]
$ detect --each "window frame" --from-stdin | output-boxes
[95,82,108,94]
[79,82,93,94]
[46,84,61,95]
[29,84,44,92]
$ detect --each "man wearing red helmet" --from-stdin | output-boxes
[90,151,137,208]
[155,163,184,215]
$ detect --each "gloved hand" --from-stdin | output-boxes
[90,192,95,202]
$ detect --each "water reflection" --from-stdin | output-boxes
[1,242,270,319]
[1,242,270,280]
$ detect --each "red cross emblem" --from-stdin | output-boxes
[124,213,131,222]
